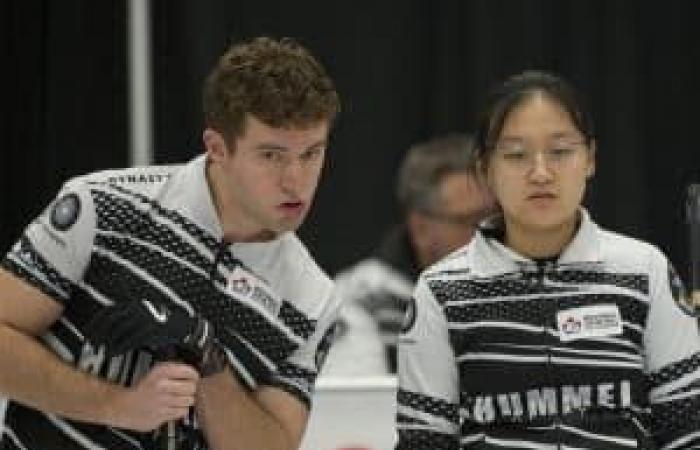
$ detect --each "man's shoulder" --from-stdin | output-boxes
[68,164,183,194]
[277,233,333,287]
[235,233,334,308]
[269,234,336,317]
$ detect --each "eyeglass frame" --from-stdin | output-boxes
[490,140,591,170]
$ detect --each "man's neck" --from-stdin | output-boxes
[205,160,275,243]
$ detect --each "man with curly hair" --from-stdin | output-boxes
[0,36,341,450]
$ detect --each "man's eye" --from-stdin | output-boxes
[301,148,323,161]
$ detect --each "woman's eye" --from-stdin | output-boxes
[503,150,526,159]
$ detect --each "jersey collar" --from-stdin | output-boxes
[476,208,603,272]
[168,154,223,238]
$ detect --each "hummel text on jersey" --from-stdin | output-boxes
[463,380,631,423]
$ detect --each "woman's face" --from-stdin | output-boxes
[486,92,595,234]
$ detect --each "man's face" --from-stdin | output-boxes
[420,172,496,265]
[210,115,329,240]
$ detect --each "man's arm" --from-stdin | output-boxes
[196,369,308,450]
[194,285,339,450]
[0,269,199,431]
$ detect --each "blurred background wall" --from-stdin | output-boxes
[4,0,700,280]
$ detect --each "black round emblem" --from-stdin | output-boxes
[50,193,81,231]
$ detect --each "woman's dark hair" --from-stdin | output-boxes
[474,70,595,164]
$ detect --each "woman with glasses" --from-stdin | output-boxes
[396,70,700,449]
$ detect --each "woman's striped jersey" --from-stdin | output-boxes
[397,210,700,449]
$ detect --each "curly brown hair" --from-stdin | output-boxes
[203,36,340,143]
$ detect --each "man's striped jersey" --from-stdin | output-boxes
[396,210,700,449]
[1,155,340,449]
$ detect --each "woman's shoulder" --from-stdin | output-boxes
[594,224,667,269]
[421,240,479,281]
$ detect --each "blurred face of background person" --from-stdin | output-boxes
[408,170,495,268]
[397,133,497,269]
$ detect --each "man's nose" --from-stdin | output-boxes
[280,159,304,191]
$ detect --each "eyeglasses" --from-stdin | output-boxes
[493,142,588,170]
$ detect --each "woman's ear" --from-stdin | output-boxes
[586,140,597,178]
[477,158,494,191]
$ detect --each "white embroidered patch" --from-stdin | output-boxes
[557,304,623,342]
[226,266,282,316]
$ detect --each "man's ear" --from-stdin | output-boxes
[203,128,229,162]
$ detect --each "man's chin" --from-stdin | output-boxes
[270,217,304,235]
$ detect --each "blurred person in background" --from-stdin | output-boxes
[322,133,495,376]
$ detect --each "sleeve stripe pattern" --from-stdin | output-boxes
[396,388,460,446]
[648,354,700,447]
[3,402,147,449]
[270,362,317,408]
[397,388,459,424]
[3,236,75,302]
[648,352,700,387]
[396,413,430,426]
[395,429,459,450]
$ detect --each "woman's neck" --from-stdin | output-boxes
[504,212,580,259]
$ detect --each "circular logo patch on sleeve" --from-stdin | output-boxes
[50,193,81,231]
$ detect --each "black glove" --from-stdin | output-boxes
[83,299,227,377]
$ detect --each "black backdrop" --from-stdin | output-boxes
[4,0,700,281]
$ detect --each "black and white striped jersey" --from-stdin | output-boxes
[1,155,339,450]
[396,210,700,449]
